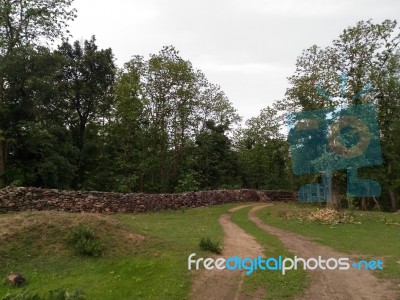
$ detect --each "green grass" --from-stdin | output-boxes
[198,237,221,254]
[230,206,309,299]
[2,202,398,299]
[0,204,235,299]
[254,202,400,282]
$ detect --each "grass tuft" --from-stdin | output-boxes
[1,288,85,300]
[199,237,221,254]
[70,225,101,257]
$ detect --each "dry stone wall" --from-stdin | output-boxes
[0,186,296,213]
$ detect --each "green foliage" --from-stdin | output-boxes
[280,19,400,210]
[237,106,291,190]
[194,121,240,189]
[7,121,77,188]
[70,225,101,257]
[175,171,200,192]
[0,0,76,52]
[199,237,221,254]
[1,3,399,214]
[0,0,76,187]
[55,36,115,189]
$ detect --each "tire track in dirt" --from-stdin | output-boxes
[190,204,265,300]
[248,205,399,300]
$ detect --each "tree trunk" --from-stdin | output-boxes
[0,141,5,187]
[361,197,367,210]
[387,163,397,212]
[372,196,381,211]
[72,120,86,189]
[389,189,397,212]
[0,77,5,187]
[331,173,340,208]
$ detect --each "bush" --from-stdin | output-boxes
[70,225,101,257]
[199,237,221,254]
[175,171,200,193]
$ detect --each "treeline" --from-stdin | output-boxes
[0,0,290,194]
[1,40,242,192]
[0,1,399,210]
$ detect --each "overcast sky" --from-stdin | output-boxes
[68,0,400,121]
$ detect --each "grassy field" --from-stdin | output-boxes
[254,202,400,282]
[0,205,232,299]
[3,204,302,299]
[1,202,399,299]
[0,203,310,300]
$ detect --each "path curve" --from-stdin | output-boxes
[248,205,399,300]
[190,205,265,300]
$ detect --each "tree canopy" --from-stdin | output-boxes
[0,2,398,211]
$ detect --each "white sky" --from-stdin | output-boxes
[68,0,400,121]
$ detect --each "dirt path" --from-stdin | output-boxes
[190,205,265,300]
[249,205,399,300]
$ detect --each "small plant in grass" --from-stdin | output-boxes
[199,237,221,254]
[48,288,85,300]
[1,291,40,300]
[70,225,101,257]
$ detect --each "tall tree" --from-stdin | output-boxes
[56,36,115,188]
[108,63,147,192]
[0,0,76,186]
[0,45,77,187]
[280,20,400,210]
[112,46,241,192]
[237,106,290,189]
[194,121,240,189]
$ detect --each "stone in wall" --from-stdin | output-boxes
[0,186,296,214]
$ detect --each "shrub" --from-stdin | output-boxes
[175,171,200,193]
[70,225,101,257]
[199,237,221,254]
